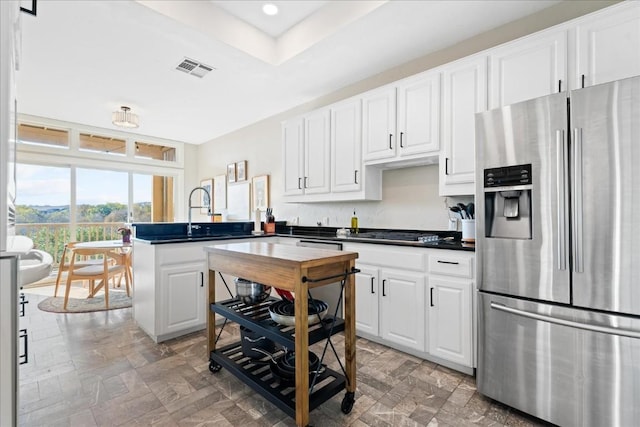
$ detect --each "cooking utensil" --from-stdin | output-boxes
[274,288,294,302]
[466,202,475,219]
[449,206,462,219]
[252,347,324,385]
[235,278,272,305]
[268,299,328,326]
[240,326,275,359]
[457,203,468,219]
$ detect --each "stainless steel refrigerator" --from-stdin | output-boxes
[475,75,640,427]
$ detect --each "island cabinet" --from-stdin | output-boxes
[205,242,358,427]
[132,237,258,343]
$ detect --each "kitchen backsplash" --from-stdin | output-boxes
[276,165,474,231]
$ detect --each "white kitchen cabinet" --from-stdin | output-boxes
[133,241,209,342]
[282,117,304,196]
[346,243,427,353]
[361,85,395,161]
[428,277,472,367]
[354,265,379,336]
[282,111,330,197]
[379,269,426,352]
[362,71,440,166]
[574,1,640,89]
[159,262,206,337]
[331,98,362,194]
[427,251,474,368]
[489,27,568,109]
[439,55,488,196]
[283,98,381,202]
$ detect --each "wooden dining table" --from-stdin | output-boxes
[73,240,133,294]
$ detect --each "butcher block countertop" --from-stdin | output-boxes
[203,241,359,290]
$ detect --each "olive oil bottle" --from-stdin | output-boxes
[350,210,358,234]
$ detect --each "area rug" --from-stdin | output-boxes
[37,290,131,313]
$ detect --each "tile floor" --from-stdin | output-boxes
[18,293,552,426]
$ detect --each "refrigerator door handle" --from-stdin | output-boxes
[572,128,584,273]
[556,130,568,271]
[490,302,640,339]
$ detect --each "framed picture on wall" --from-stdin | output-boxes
[200,179,213,214]
[252,175,269,211]
[236,160,247,182]
[227,163,236,183]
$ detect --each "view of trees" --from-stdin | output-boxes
[16,202,151,223]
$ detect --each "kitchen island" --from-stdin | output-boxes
[204,241,358,427]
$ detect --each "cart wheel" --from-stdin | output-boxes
[209,361,222,373]
[341,391,355,414]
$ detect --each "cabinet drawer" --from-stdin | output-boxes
[429,253,474,278]
[349,244,426,272]
[158,243,207,265]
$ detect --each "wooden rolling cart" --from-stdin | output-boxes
[205,242,358,427]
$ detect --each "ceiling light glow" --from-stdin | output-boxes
[262,3,278,16]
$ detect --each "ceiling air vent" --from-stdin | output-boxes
[175,57,215,78]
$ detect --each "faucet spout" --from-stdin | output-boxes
[187,186,212,237]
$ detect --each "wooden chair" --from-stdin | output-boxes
[62,247,127,310]
[54,242,106,297]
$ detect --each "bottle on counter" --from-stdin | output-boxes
[351,210,358,234]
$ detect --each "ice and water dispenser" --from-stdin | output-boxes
[483,164,532,239]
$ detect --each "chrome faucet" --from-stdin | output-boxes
[187,186,212,237]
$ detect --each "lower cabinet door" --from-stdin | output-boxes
[428,277,472,366]
[355,265,379,336]
[379,270,426,352]
[160,263,206,335]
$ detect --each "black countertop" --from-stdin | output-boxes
[132,222,474,252]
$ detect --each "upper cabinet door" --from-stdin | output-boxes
[440,55,488,196]
[282,118,304,196]
[489,28,568,109]
[575,2,640,89]
[303,109,331,195]
[362,86,396,162]
[396,72,441,157]
[331,98,362,193]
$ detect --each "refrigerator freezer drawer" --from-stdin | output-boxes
[478,292,640,427]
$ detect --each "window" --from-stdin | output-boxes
[17,123,69,148]
[79,133,126,155]
[135,141,176,162]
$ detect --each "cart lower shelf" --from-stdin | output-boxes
[210,341,347,418]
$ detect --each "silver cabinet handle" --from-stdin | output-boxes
[200,272,204,287]
[389,134,393,149]
[556,129,567,271]
[437,260,459,265]
[572,128,584,273]
[490,302,640,339]
[430,288,434,307]
[370,277,375,294]
[297,177,302,190]
[354,170,359,184]
[382,279,387,296]
[400,132,404,148]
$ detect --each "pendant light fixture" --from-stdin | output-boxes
[112,106,139,128]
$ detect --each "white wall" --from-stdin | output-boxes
[193,1,617,230]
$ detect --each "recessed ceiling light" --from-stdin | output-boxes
[262,3,278,16]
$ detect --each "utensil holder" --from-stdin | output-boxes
[461,219,475,242]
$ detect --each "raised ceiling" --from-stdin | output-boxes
[17,0,562,145]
